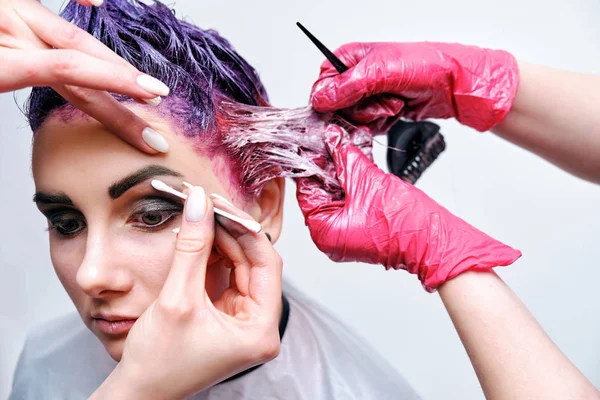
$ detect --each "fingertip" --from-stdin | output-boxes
[184,186,208,223]
[76,0,103,6]
[323,125,347,154]
[141,128,169,153]
[311,92,338,114]
[311,75,361,113]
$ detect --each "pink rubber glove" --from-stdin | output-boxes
[296,125,521,292]
[311,42,520,133]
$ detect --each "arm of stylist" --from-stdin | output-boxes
[296,125,599,399]
[91,187,283,399]
[311,42,600,183]
[0,0,171,153]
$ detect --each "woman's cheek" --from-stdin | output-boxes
[118,229,179,298]
[121,226,230,301]
[49,234,87,307]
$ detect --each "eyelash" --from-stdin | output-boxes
[128,209,180,231]
[47,212,86,238]
[46,198,183,239]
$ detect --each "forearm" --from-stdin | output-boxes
[439,270,599,400]
[493,62,600,183]
[89,364,174,400]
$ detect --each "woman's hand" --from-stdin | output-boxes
[92,186,283,400]
[295,125,521,291]
[0,0,170,153]
[310,42,519,133]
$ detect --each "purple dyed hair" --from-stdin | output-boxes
[26,0,373,200]
[26,0,268,135]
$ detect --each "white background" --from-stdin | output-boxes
[1,0,600,398]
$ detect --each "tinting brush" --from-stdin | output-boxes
[296,22,446,184]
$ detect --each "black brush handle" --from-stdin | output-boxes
[296,22,349,73]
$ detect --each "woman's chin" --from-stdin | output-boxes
[102,337,125,362]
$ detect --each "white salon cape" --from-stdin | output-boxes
[10,283,421,400]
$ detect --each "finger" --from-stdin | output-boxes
[295,176,338,218]
[311,71,368,114]
[75,0,102,6]
[161,186,214,305]
[18,0,129,69]
[55,85,168,154]
[210,196,282,309]
[4,49,168,98]
[311,43,374,113]
[295,125,355,217]
[324,125,382,196]
[317,42,371,76]
[339,95,405,130]
[215,224,250,296]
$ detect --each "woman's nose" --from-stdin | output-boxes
[76,235,134,298]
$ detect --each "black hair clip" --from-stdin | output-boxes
[386,120,446,184]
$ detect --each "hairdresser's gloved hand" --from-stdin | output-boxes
[0,0,170,153]
[91,187,282,399]
[311,42,519,133]
[296,126,521,291]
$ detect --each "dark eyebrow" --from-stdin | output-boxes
[33,192,74,206]
[108,165,183,199]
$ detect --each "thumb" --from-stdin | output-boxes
[311,43,374,113]
[324,125,379,198]
[295,176,334,217]
[160,186,215,305]
[339,94,405,133]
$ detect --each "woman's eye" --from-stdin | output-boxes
[141,212,167,226]
[129,198,183,231]
[50,217,86,237]
[131,210,179,230]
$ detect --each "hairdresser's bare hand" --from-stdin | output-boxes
[295,125,521,291]
[91,187,282,400]
[310,42,519,133]
[0,0,170,153]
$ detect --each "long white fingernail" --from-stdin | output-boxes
[186,187,206,222]
[89,0,103,6]
[142,96,162,107]
[142,128,169,153]
[137,75,170,97]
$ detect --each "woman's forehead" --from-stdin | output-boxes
[30,112,221,195]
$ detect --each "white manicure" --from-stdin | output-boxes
[89,0,103,6]
[142,128,169,153]
[186,187,206,222]
[142,96,162,107]
[137,75,170,97]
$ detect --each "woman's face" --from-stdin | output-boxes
[31,106,280,361]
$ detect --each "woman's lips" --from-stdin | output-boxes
[93,318,137,335]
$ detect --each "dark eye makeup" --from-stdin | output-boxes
[42,195,183,239]
[127,196,183,231]
[46,208,86,238]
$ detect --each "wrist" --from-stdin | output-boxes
[452,47,520,132]
[90,362,183,400]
